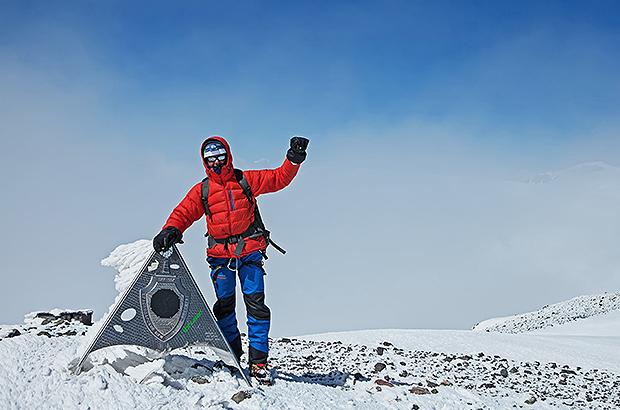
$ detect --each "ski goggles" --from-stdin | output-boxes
[205,154,227,162]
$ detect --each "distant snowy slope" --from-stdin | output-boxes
[472,292,620,334]
[532,309,620,337]
[525,161,620,184]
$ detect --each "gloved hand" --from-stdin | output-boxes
[153,226,184,252]
[287,136,310,164]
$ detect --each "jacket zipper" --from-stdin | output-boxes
[228,190,235,211]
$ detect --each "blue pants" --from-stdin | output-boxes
[208,251,270,363]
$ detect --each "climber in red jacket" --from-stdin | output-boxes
[153,135,309,385]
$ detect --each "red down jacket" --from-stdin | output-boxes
[163,136,300,258]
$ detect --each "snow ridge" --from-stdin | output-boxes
[472,292,620,333]
[525,161,618,184]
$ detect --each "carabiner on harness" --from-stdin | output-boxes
[227,257,240,277]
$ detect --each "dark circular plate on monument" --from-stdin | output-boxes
[150,289,180,318]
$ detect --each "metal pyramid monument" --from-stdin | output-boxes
[74,245,249,385]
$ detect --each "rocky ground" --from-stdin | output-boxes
[0,309,92,340]
[268,336,620,409]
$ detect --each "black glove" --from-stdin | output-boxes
[287,136,310,164]
[153,226,183,252]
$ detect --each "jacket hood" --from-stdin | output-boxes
[201,136,233,177]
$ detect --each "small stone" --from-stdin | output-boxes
[375,379,394,387]
[412,405,420,410]
[500,368,509,378]
[409,386,431,395]
[377,347,385,355]
[525,397,537,405]
[231,391,251,404]
[427,381,439,388]
[353,372,366,381]
[191,376,209,384]
[7,329,21,338]
[374,363,386,373]
[440,380,452,386]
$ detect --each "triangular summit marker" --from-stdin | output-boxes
[74,245,250,386]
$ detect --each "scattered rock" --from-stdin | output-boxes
[525,397,537,405]
[34,310,93,326]
[263,334,620,409]
[190,376,209,384]
[376,347,385,356]
[353,372,366,381]
[7,329,21,338]
[231,391,251,404]
[375,379,394,388]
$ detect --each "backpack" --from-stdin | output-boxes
[201,169,285,258]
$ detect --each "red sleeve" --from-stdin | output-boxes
[244,158,300,197]
[163,182,206,233]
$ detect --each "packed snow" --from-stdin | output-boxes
[0,240,618,409]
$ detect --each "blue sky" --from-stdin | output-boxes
[3,0,619,153]
[1,1,620,335]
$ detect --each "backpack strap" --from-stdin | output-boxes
[201,176,212,220]
[234,169,256,208]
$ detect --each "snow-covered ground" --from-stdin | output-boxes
[0,240,618,409]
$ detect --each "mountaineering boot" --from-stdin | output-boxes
[249,363,274,386]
